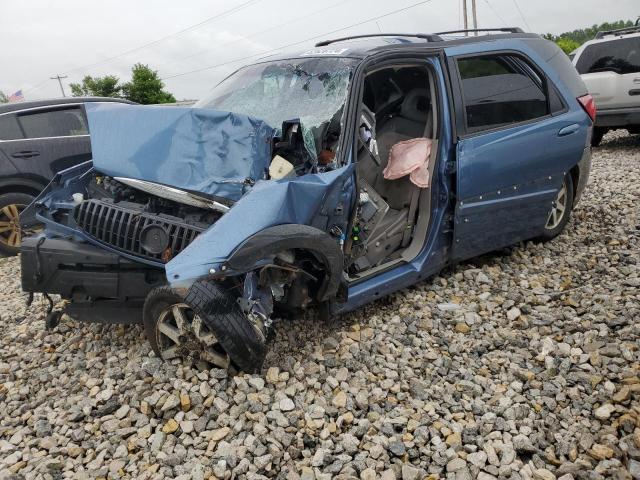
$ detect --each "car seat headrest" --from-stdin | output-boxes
[400,88,430,123]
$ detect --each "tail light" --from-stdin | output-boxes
[577,94,596,123]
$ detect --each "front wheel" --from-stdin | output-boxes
[143,283,267,373]
[538,174,574,241]
[143,287,233,370]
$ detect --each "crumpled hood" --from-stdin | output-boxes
[85,103,274,202]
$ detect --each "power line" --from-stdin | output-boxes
[22,78,52,95]
[156,0,353,73]
[59,0,263,76]
[482,0,508,27]
[162,0,435,81]
[511,0,532,31]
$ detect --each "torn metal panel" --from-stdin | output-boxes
[85,103,274,202]
[165,165,353,288]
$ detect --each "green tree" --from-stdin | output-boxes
[556,38,581,55]
[121,64,176,104]
[0,91,7,103]
[70,75,122,97]
[545,19,635,54]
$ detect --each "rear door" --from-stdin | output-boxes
[447,50,586,260]
[0,104,92,183]
[575,35,640,110]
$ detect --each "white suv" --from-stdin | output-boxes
[572,25,640,146]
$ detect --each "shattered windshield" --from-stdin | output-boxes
[195,57,358,161]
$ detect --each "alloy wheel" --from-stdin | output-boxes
[0,203,25,249]
[156,302,230,368]
[545,182,567,230]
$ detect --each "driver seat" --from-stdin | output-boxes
[356,88,432,269]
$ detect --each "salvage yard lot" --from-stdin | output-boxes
[0,133,638,479]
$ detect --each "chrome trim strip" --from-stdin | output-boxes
[114,177,230,214]
[0,102,85,117]
[0,134,90,143]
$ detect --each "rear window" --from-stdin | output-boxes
[576,36,640,75]
[528,38,587,97]
[17,107,88,139]
[0,114,24,141]
[457,55,549,133]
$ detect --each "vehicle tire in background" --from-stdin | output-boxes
[0,192,34,256]
[538,174,574,242]
[185,281,267,374]
[591,127,607,147]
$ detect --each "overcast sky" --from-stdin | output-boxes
[1,0,637,101]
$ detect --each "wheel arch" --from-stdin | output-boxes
[569,164,580,201]
[0,176,47,197]
[225,224,344,302]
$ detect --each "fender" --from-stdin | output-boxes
[226,224,344,302]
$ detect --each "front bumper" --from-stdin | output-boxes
[21,236,165,324]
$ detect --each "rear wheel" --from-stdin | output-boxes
[0,192,34,256]
[591,127,607,147]
[539,174,574,241]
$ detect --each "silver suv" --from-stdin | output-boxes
[572,24,640,146]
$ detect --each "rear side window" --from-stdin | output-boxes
[0,114,24,140]
[457,55,548,133]
[576,37,640,75]
[17,107,88,139]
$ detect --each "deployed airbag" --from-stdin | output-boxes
[85,103,275,202]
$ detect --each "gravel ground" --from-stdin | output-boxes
[0,132,639,480]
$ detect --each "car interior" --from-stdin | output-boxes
[350,64,438,278]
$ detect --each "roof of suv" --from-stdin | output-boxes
[0,97,134,115]
[262,30,541,62]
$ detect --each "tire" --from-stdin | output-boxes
[591,127,607,147]
[185,281,267,373]
[0,192,35,256]
[538,174,574,242]
[144,287,184,359]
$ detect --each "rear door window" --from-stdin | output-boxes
[0,114,25,140]
[576,36,640,75]
[17,107,88,139]
[457,55,549,133]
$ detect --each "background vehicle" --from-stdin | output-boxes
[20,29,593,373]
[0,97,133,255]
[572,25,640,146]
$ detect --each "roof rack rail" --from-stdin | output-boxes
[315,33,443,47]
[435,27,524,36]
[595,25,640,39]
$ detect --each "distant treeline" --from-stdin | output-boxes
[544,20,636,54]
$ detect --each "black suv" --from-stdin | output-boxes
[0,97,132,254]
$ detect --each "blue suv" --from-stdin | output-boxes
[20,29,594,372]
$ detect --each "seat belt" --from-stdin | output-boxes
[401,105,433,248]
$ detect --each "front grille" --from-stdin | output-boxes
[74,199,203,263]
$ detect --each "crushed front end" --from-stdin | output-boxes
[20,162,225,324]
[20,56,357,373]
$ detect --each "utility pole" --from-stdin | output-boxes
[471,0,478,35]
[462,0,468,36]
[50,74,68,97]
